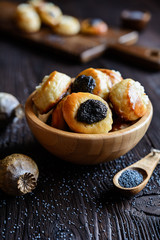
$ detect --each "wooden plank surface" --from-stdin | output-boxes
[0,0,160,239]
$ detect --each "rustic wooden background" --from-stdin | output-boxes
[0,0,160,239]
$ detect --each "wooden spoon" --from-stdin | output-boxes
[113,149,160,195]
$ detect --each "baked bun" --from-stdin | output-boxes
[36,2,62,27]
[51,97,68,130]
[32,71,72,114]
[15,3,41,33]
[109,78,149,121]
[62,92,113,134]
[28,0,44,9]
[53,15,81,35]
[74,68,112,100]
[81,18,108,35]
[97,69,123,89]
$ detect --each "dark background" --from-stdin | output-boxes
[0,0,160,239]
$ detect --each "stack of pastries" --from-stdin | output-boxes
[15,0,108,36]
[32,67,149,134]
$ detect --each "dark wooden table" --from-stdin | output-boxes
[0,0,160,239]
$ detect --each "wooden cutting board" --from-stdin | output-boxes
[0,1,138,62]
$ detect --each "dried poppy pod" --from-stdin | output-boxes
[0,92,24,128]
[0,154,39,196]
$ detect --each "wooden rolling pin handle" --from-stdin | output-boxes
[109,43,160,70]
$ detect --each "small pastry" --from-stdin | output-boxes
[15,3,41,33]
[36,2,62,27]
[53,15,81,35]
[32,71,72,114]
[81,18,108,35]
[109,78,149,121]
[51,97,68,130]
[28,0,44,9]
[62,92,113,134]
[74,68,112,100]
[97,69,123,89]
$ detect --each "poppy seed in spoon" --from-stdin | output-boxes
[118,169,143,188]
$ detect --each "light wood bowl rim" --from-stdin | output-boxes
[25,91,153,140]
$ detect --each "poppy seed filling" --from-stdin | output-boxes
[88,18,102,26]
[77,99,107,124]
[71,75,96,93]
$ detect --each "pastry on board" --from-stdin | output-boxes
[62,92,113,134]
[53,15,81,35]
[35,2,62,27]
[97,68,123,89]
[74,68,112,100]
[81,18,108,35]
[16,1,109,37]
[28,0,44,9]
[15,3,41,33]
[109,78,149,121]
[32,71,72,114]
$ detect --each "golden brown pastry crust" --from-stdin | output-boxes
[32,71,71,114]
[28,0,44,9]
[62,92,113,134]
[81,18,108,35]
[16,3,41,33]
[51,97,68,130]
[97,69,123,89]
[36,2,62,27]
[109,78,149,121]
[53,15,80,35]
[76,68,112,100]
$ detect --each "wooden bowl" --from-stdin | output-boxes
[25,92,153,165]
[121,10,151,31]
